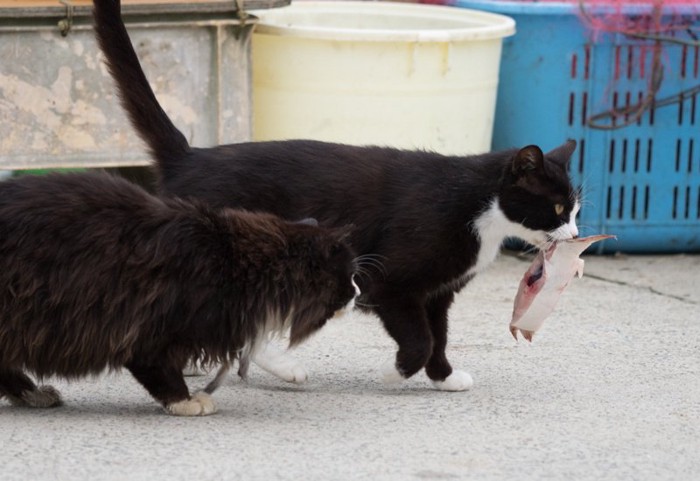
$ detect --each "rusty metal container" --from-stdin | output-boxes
[0,0,284,171]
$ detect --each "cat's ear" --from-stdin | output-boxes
[546,139,577,168]
[511,145,544,176]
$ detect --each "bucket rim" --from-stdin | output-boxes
[251,1,516,42]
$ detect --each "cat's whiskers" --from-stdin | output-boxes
[354,299,378,309]
[576,177,595,209]
[356,253,388,265]
[354,254,388,279]
[353,266,373,283]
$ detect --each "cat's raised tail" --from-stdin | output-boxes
[92,0,190,169]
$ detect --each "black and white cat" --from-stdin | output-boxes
[93,0,580,391]
[0,173,357,414]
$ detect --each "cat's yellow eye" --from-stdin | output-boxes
[554,204,565,215]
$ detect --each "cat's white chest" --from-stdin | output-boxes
[467,219,504,278]
[467,199,538,277]
[468,234,502,276]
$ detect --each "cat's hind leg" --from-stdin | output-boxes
[0,369,62,408]
[252,341,308,384]
[424,292,473,392]
[125,361,216,416]
[203,360,231,394]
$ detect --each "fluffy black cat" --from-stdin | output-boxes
[93,0,580,391]
[0,173,357,414]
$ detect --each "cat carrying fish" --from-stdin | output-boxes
[93,0,581,391]
[0,173,357,415]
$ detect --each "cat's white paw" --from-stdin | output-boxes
[253,343,308,384]
[8,385,62,408]
[431,370,473,392]
[381,358,405,385]
[275,361,309,384]
[165,392,217,416]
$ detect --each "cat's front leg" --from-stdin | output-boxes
[425,291,474,392]
[374,295,434,384]
[126,361,217,416]
[252,341,308,384]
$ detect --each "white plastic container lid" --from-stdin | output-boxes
[252,1,516,42]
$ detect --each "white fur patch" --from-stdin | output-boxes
[469,199,546,277]
[380,358,405,384]
[431,370,473,392]
[551,200,581,241]
[246,277,359,384]
[252,342,308,384]
[165,391,217,416]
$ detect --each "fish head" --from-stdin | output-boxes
[557,234,617,257]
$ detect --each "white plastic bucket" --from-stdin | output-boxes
[251,1,515,155]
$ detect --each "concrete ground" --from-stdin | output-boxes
[1,252,698,481]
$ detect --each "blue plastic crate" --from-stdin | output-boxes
[453,0,700,252]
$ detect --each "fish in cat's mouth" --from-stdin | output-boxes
[546,233,579,244]
[523,224,580,251]
[510,234,616,341]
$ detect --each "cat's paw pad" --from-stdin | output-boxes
[9,385,63,408]
[431,370,473,392]
[380,359,405,385]
[166,392,217,416]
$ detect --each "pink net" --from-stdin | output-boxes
[571,1,698,39]
[547,1,699,129]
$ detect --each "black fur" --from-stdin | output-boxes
[0,173,356,412]
[93,0,579,385]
